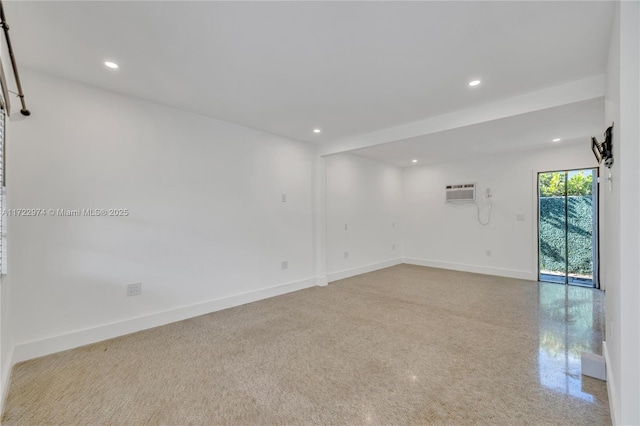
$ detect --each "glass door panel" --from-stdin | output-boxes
[538,169,598,288]
[539,172,568,284]
[566,169,596,285]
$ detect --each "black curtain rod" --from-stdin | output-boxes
[0,0,30,116]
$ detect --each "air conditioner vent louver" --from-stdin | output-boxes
[446,183,476,203]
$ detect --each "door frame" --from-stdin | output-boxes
[536,167,600,288]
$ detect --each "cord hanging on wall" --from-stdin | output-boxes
[476,188,492,226]
[445,183,492,225]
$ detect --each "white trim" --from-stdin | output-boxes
[316,275,329,286]
[402,257,536,281]
[603,341,618,426]
[12,277,316,364]
[328,258,402,282]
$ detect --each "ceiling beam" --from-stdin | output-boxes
[321,74,606,156]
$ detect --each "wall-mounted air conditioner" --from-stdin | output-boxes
[445,183,476,203]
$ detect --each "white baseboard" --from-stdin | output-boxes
[0,344,14,416]
[328,258,403,282]
[402,257,536,281]
[12,277,317,364]
[603,341,618,425]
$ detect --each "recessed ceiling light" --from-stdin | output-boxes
[412,159,418,163]
[552,138,561,142]
[313,129,321,133]
[468,80,481,87]
[104,61,119,69]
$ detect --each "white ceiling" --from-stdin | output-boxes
[351,98,604,167]
[4,1,613,152]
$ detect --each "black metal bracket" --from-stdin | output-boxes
[0,0,30,116]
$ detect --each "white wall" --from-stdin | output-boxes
[0,281,11,410]
[602,3,622,421]
[616,4,640,423]
[0,28,15,412]
[326,154,402,281]
[402,144,598,280]
[4,69,317,363]
[602,2,640,424]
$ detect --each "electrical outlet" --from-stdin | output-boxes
[486,188,492,198]
[485,250,491,257]
[281,260,288,270]
[344,251,349,259]
[281,194,287,203]
[127,283,142,297]
[516,214,525,221]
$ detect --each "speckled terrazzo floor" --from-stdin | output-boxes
[2,265,610,425]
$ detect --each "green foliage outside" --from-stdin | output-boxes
[539,171,593,196]
[539,195,593,276]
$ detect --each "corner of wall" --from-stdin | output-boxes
[327,258,403,283]
[0,275,14,417]
[316,275,328,286]
[325,154,403,280]
[602,340,618,426]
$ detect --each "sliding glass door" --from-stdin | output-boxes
[538,169,598,287]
